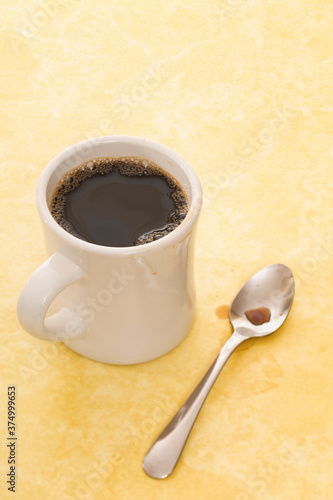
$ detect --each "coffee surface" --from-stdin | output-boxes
[49,157,188,247]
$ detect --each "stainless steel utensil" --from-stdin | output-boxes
[143,263,294,479]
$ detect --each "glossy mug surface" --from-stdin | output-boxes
[17,136,202,364]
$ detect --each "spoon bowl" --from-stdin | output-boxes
[230,263,294,338]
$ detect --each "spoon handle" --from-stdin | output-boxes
[142,331,244,479]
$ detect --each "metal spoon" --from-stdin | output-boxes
[142,263,294,479]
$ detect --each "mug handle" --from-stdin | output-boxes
[17,252,87,341]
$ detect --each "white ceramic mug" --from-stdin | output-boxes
[17,136,202,364]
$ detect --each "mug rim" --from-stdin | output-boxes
[36,135,202,255]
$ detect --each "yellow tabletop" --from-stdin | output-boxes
[1,1,333,498]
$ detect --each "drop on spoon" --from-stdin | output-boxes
[142,263,294,479]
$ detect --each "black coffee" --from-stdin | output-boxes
[49,157,188,247]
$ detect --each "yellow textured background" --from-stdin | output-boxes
[1,1,333,499]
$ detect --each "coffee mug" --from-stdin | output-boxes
[17,136,202,364]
